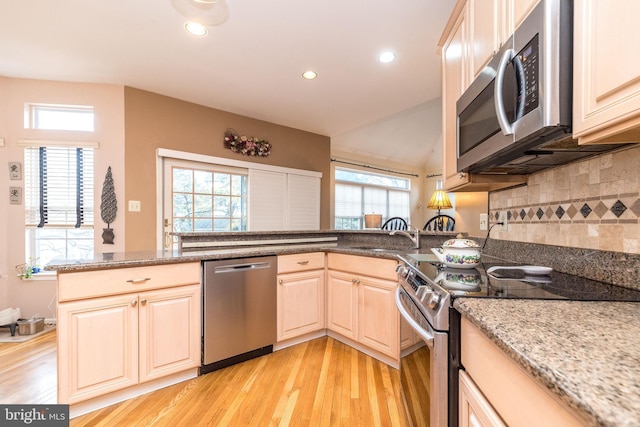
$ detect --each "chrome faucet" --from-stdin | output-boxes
[390,226,421,249]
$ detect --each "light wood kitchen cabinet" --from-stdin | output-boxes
[327,254,399,361]
[440,1,526,192]
[511,0,540,30]
[573,0,640,145]
[441,2,470,191]
[57,262,201,405]
[276,253,325,342]
[469,0,501,78]
[459,370,506,427]
[400,317,420,350]
[460,317,588,426]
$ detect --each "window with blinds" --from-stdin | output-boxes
[24,146,95,266]
[334,167,410,230]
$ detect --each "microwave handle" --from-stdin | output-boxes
[494,48,516,136]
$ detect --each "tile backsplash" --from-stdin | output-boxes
[489,145,640,254]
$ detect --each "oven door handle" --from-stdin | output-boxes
[395,287,435,348]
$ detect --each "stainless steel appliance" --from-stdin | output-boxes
[202,256,277,374]
[456,0,623,175]
[395,254,640,427]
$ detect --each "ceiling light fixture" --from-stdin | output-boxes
[185,22,208,36]
[171,0,230,26]
[378,51,396,63]
[302,71,317,80]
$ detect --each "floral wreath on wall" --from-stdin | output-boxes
[223,128,272,157]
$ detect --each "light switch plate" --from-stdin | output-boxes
[128,200,141,212]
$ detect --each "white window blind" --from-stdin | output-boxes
[24,147,94,228]
[335,184,362,217]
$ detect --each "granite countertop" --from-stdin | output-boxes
[44,245,406,272]
[454,298,640,427]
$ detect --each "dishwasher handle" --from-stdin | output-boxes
[213,261,272,274]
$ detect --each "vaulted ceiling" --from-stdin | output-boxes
[0,0,456,168]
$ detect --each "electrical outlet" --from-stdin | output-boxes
[128,200,141,212]
[498,211,508,231]
[479,213,488,231]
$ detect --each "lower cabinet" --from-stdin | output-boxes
[326,254,399,361]
[459,370,506,427]
[460,317,587,426]
[276,253,326,341]
[57,263,201,405]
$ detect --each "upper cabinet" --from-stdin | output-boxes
[573,0,640,144]
[441,0,640,191]
[441,3,470,190]
[440,0,528,191]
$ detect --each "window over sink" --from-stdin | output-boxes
[334,167,410,230]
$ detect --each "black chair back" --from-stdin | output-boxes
[423,214,455,231]
[381,217,408,231]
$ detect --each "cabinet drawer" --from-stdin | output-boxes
[327,253,398,281]
[58,262,201,302]
[461,317,587,427]
[277,252,325,274]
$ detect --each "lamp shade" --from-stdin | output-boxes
[364,214,382,229]
[427,190,452,210]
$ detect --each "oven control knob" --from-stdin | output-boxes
[427,293,441,309]
[395,264,409,277]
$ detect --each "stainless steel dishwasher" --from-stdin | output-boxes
[201,255,277,374]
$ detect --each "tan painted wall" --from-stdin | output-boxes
[124,87,331,252]
[0,77,125,318]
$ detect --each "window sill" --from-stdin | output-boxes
[17,272,57,281]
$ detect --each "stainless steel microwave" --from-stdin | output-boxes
[455,0,619,175]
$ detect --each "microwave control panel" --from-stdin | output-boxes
[516,34,539,117]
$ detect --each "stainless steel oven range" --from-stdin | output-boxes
[395,254,640,427]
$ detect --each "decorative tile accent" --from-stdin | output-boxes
[488,145,640,255]
[611,200,627,218]
[594,201,609,218]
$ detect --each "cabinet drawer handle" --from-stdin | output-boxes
[296,260,310,265]
[131,299,138,306]
[126,277,151,284]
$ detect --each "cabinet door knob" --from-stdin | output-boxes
[131,299,138,306]
[278,279,283,285]
[126,278,151,284]
[459,173,466,179]
[352,278,360,284]
[140,299,147,305]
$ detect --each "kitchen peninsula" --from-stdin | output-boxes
[46,230,640,426]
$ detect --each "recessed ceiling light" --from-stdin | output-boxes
[302,71,317,80]
[378,51,396,63]
[185,21,208,36]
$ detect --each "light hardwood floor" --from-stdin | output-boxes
[0,331,410,426]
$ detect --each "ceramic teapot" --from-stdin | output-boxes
[431,234,481,269]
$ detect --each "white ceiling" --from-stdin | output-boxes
[0,0,455,167]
